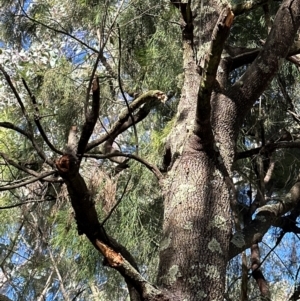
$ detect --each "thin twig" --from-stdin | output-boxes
[100,175,131,226]
[117,24,139,155]
[0,151,55,178]
[19,3,98,53]
[0,64,27,117]
[84,152,163,180]
[0,197,56,210]
[0,171,58,191]
[0,64,54,167]
[22,78,63,155]
[85,0,125,113]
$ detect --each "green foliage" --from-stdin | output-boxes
[149,117,176,163]
[1,0,300,300]
[119,1,182,93]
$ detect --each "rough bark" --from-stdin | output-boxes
[1,0,300,300]
[157,2,233,300]
[157,0,300,300]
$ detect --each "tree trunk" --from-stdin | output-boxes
[158,147,231,300]
[157,3,232,300]
[157,0,300,300]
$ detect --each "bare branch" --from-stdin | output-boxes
[0,122,31,139]
[86,90,167,152]
[229,179,300,259]
[77,77,100,160]
[22,78,64,155]
[0,196,56,209]
[0,171,57,192]
[101,175,131,226]
[0,152,54,179]
[85,152,163,181]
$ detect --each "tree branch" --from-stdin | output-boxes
[55,154,169,300]
[0,122,31,139]
[0,65,54,167]
[0,171,57,192]
[0,195,56,209]
[230,0,300,120]
[20,5,98,53]
[100,175,131,226]
[225,39,300,72]
[85,152,163,181]
[195,7,234,150]
[236,140,300,161]
[0,64,27,118]
[0,152,54,179]
[77,77,100,160]
[250,243,270,298]
[22,78,63,155]
[229,179,300,259]
[85,90,167,152]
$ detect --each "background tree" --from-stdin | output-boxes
[0,0,300,300]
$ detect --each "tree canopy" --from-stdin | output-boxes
[0,0,300,300]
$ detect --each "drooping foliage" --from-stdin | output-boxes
[0,1,182,300]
